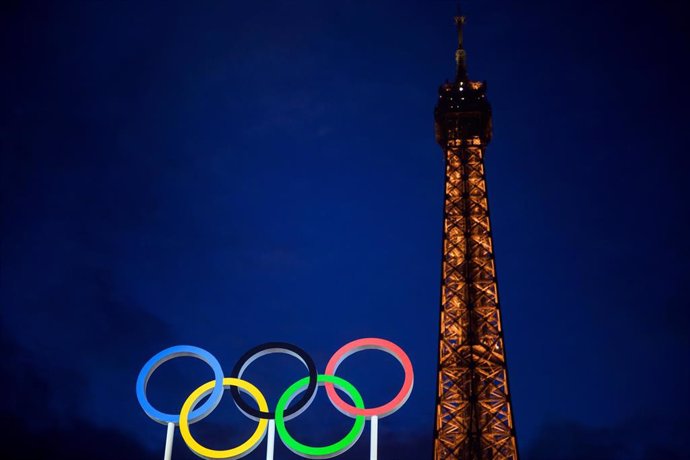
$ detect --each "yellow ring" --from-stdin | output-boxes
[179,377,268,459]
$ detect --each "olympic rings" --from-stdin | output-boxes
[136,338,414,459]
[136,345,225,425]
[179,378,268,459]
[230,342,317,421]
[325,338,414,419]
[275,375,365,459]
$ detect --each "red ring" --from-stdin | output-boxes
[324,338,414,419]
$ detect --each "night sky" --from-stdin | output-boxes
[2,1,689,459]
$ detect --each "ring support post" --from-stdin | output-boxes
[164,422,174,460]
[370,416,378,460]
[266,420,275,460]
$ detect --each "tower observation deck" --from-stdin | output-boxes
[432,12,519,460]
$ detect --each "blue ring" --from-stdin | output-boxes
[135,345,224,425]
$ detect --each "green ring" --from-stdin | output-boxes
[275,374,366,458]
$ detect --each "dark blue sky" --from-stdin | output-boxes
[2,1,689,459]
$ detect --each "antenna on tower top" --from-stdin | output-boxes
[453,2,468,81]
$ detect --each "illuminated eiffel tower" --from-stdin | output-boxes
[432,11,520,460]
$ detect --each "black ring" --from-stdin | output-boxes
[230,342,318,420]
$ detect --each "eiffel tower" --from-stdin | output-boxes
[432,10,520,460]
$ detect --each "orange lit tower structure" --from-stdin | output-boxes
[432,13,519,460]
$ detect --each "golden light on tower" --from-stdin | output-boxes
[432,11,519,460]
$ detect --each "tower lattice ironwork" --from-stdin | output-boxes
[432,13,519,460]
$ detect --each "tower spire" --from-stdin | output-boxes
[454,8,468,81]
